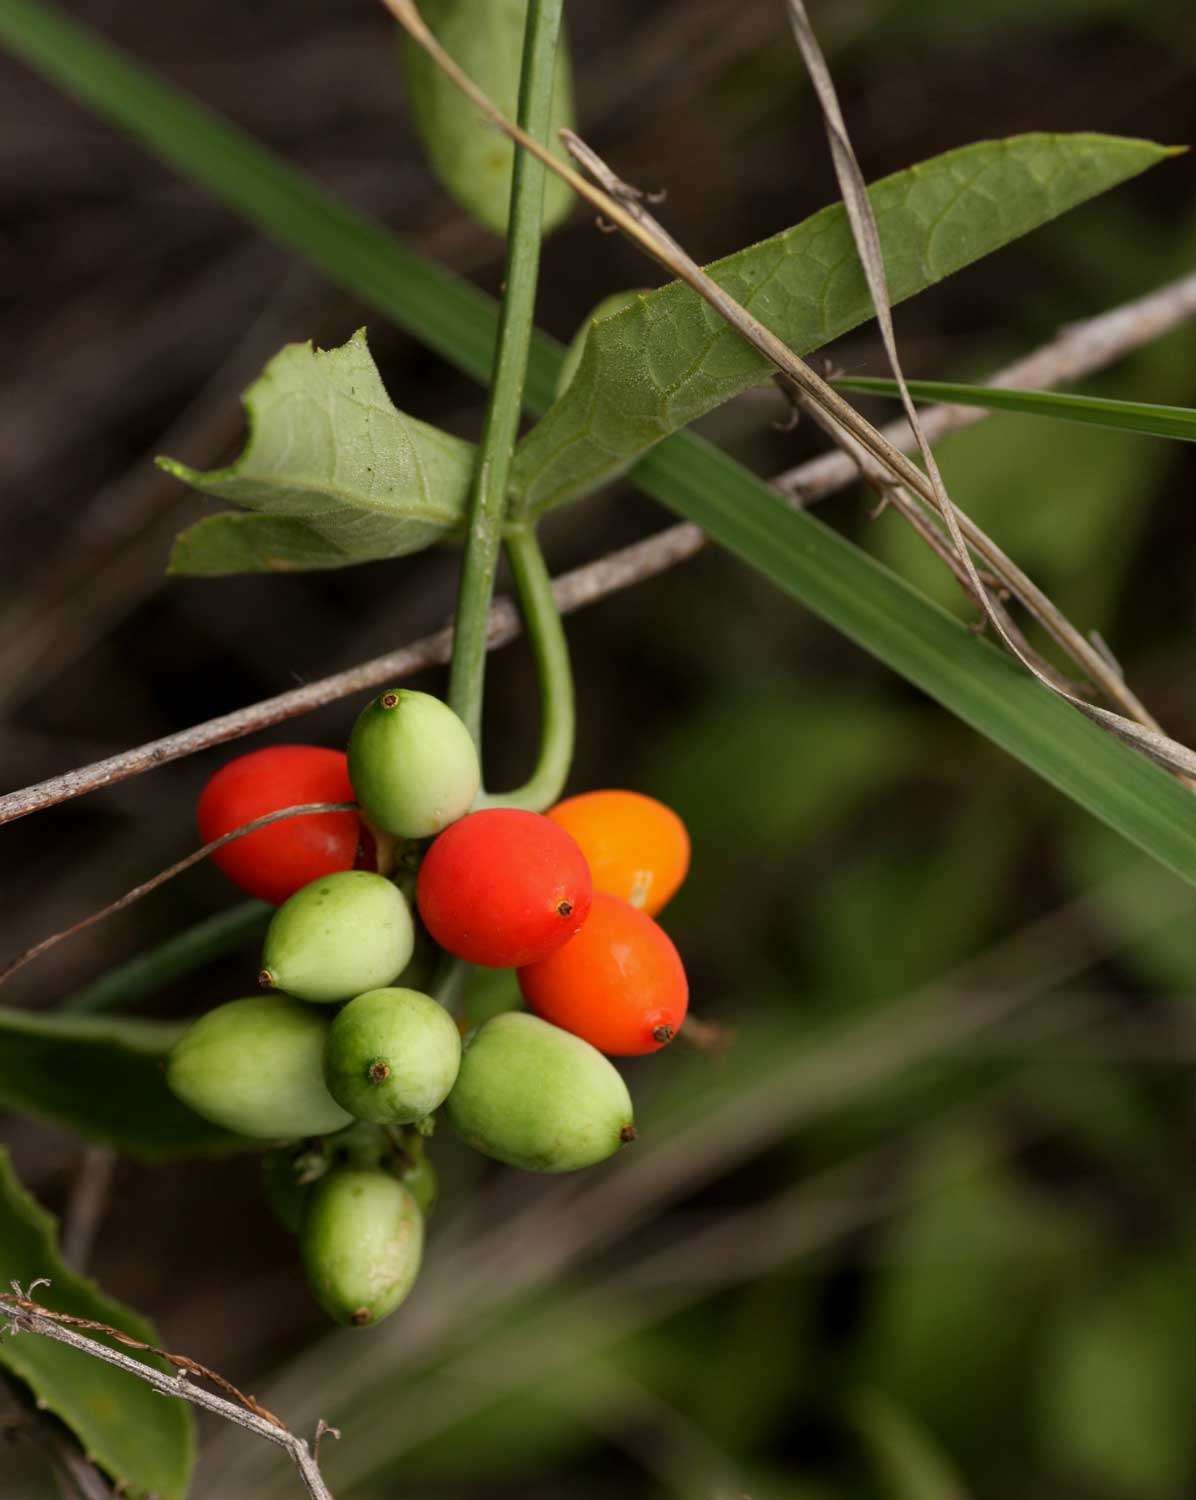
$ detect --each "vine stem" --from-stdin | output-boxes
[445,0,565,747]
[61,899,270,1014]
[0,802,354,990]
[483,524,574,812]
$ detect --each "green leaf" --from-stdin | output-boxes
[837,374,1196,441]
[0,1150,195,1498]
[511,133,1179,513]
[555,290,647,399]
[160,330,476,575]
[400,0,575,237]
[849,1388,972,1500]
[0,1005,240,1158]
[6,2,1196,894]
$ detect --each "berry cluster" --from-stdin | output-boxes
[168,688,691,1327]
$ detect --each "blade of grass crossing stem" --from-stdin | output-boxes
[635,433,1196,886]
[837,377,1196,443]
[3,0,1196,887]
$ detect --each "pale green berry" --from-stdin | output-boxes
[259,871,414,1004]
[300,1168,424,1326]
[167,996,353,1139]
[347,689,480,839]
[446,1012,635,1173]
[324,987,461,1125]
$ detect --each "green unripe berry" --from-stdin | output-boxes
[167,996,353,1139]
[446,1012,635,1173]
[324,987,461,1125]
[300,1168,424,1326]
[259,871,414,1004]
[347,689,480,839]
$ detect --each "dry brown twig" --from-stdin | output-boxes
[0,1284,337,1500]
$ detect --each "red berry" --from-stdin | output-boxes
[416,809,592,968]
[518,892,688,1056]
[198,746,360,906]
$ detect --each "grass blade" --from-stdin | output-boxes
[838,376,1196,442]
[4,0,1196,888]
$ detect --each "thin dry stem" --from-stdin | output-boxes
[1,262,1194,826]
[0,1287,335,1500]
[0,802,354,988]
[386,0,1195,773]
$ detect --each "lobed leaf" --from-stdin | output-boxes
[400,0,575,237]
[510,134,1179,513]
[161,330,477,575]
[0,1005,241,1158]
[0,1150,195,1498]
[838,374,1196,441]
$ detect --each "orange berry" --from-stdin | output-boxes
[518,892,688,1057]
[546,790,690,917]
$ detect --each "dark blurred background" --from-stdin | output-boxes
[4,0,1196,1495]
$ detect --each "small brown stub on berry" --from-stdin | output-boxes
[257,969,275,990]
[368,1060,391,1085]
[619,1124,637,1144]
[380,691,400,710]
[652,1023,676,1045]
[350,1307,372,1326]
[556,899,574,918]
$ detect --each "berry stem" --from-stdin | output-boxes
[445,0,564,749]
[483,524,575,812]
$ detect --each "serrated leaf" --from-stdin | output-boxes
[160,330,476,575]
[0,1150,195,1498]
[400,0,575,237]
[0,1005,240,1159]
[838,374,1196,441]
[511,133,1178,512]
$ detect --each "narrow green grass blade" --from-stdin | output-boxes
[839,376,1196,441]
[630,434,1196,888]
[5,0,1196,888]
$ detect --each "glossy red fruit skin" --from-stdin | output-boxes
[417,809,592,968]
[198,746,360,906]
[518,892,688,1056]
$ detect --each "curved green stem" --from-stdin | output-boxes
[446,0,564,746]
[483,525,574,812]
[63,900,270,1014]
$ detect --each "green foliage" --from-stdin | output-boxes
[400,0,575,236]
[0,1151,195,1498]
[856,1128,1097,1479]
[838,374,1196,442]
[511,134,1177,513]
[849,1388,971,1500]
[6,0,1194,887]
[0,1006,239,1158]
[555,290,647,398]
[1035,1260,1196,1494]
[163,331,475,574]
